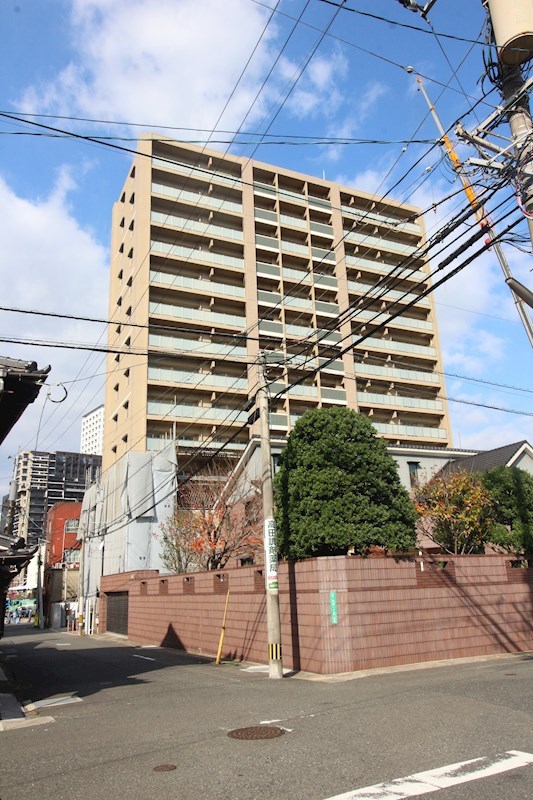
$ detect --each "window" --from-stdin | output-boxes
[408,461,421,488]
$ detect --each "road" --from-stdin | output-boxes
[1,625,532,800]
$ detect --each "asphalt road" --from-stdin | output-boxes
[0,625,532,800]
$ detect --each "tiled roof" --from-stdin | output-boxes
[442,441,529,475]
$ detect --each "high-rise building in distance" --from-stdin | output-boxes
[103,137,451,472]
[12,450,101,546]
[80,405,104,455]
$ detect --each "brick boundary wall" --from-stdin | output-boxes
[100,555,533,674]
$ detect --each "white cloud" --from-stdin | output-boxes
[20,0,278,134]
[282,49,348,119]
[0,172,109,496]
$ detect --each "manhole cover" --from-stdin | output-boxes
[153,764,177,772]
[228,726,285,740]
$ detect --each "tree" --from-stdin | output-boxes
[274,407,417,559]
[480,466,533,557]
[413,470,494,555]
[159,461,263,572]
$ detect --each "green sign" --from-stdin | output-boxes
[329,590,338,624]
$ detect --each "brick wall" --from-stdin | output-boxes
[100,555,533,674]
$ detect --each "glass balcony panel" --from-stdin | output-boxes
[147,400,247,423]
[150,271,245,298]
[257,262,281,278]
[341,205,421,236]
[280,213,307,230]
[283,295,313,311]
[347,279,430,307]
[313,273,338,289]
[151,182,242,213]
[148,367,247,390]
[315,300,338,316]
[149,301,245,328]
[344,230,418,257]
[318,358,344,373]
[354,362,440,384]
[282,267,311,284]
[151,239,244,269]
[152,157,240,188]
[151,211,243,241]
[310,221,333,236]
[345,255,427,283]
[311,246,335,263]
[356,391,443,411]
[321,387,346,401]
[373,422,447,439]
[355,336,436,357]
[255,208,277,223]
[148,333,247,358]
[258,290,282,306]
[281,239,309,256]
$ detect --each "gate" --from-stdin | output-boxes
[106,591,129,635]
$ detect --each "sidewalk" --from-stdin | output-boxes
[0,624,54,731]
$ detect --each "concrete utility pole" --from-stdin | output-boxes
[2,480,17,537]
[486,0,533,247]
[418,77,533,348]
[257,354,283,679]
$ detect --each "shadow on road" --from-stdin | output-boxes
[0,624,214,705]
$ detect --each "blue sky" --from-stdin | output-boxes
[1,0,532,496]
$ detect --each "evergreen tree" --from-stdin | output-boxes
[480,466,533,557]
[274,407,416,559]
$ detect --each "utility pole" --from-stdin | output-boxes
[2,480,17,537]
[257,353,283,679]
[418,77,533,348]
[486,0,533,247]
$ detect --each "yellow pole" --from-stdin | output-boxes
[215,589,230,665]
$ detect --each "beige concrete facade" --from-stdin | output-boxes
[103,137,451,472]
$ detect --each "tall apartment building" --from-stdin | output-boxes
[12,451,101,546]
[80,404,104,455]
[103,137,451,471]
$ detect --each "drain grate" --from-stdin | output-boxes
[228,725,285,740]
[153,764,177,772]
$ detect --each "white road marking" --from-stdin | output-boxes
[25,695,82,710]
[132,654,156,661]
[323,750,533,800]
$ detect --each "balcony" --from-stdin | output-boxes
[344,230,419,258]
[345,255,427,283]
[148,333,247,359]
[341,204,421,237]
[152,157,241,190]
[148,366,247,391]
[373,422,447,440]
[151,239,244,269]
[149,301,245,330]
[355,336,436,359]
[354,361,440,384]
[150,271,245,299]
[347,279,430,308]
[151,182,242,214]
[147,400,247,424]
[151,211,243,241]
[357,391,443,412]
